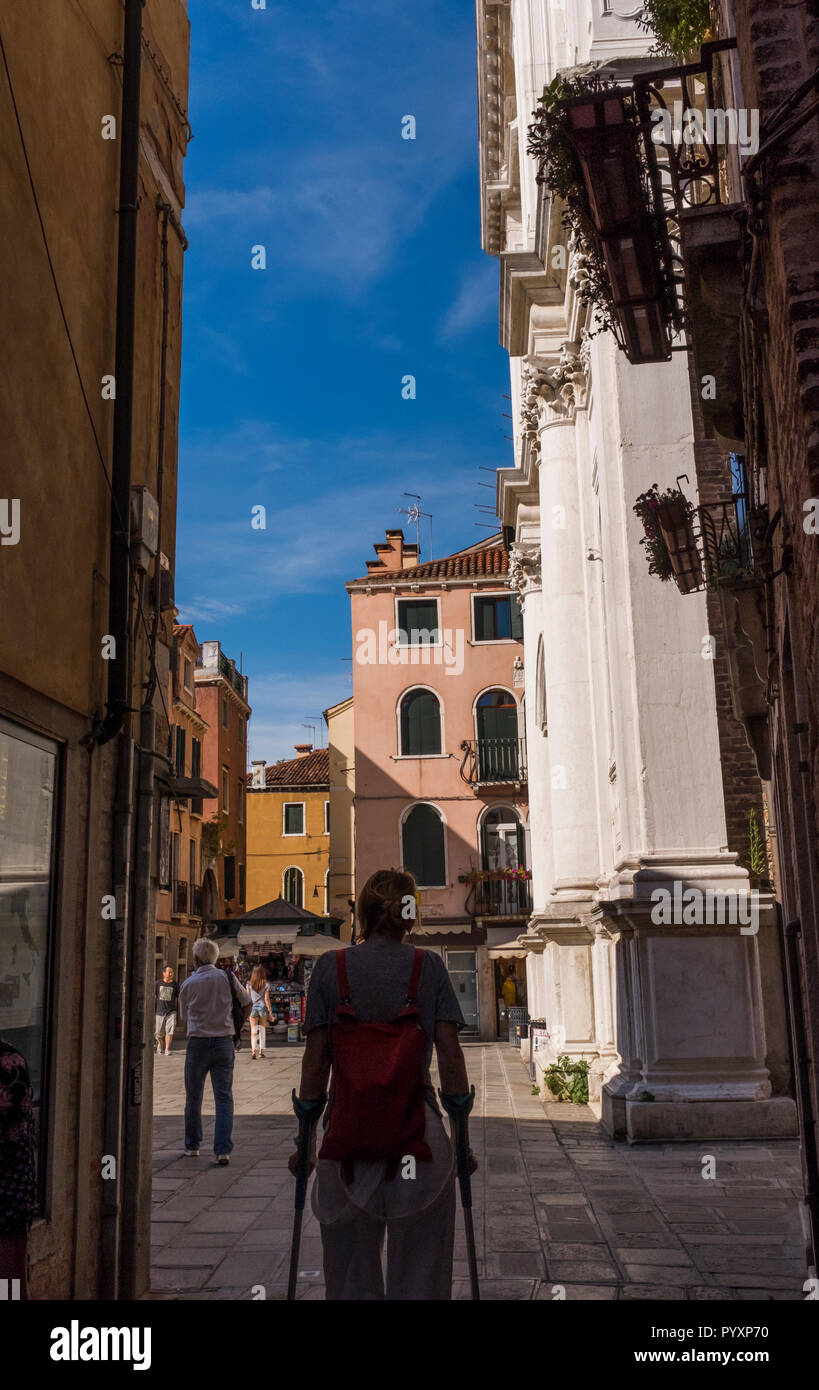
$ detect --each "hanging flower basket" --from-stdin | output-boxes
[634,484,702,594]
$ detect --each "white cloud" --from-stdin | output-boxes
[439,260,499,341]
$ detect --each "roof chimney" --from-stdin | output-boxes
[294,743,312,757]
[365,528,420,575]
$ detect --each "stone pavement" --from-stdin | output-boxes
[151,1041,807,1300]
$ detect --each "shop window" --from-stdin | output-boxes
[401,803,446,888]
[399,688,442,756]
[0,716,59,1206]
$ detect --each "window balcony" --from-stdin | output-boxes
[460,874,533,918]
[459,738,527,789]
[172,880,188,915]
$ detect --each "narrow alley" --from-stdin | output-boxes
[150,1042,806,1301]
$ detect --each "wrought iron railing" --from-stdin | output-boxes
[459,737,527,786]
[471,878,532,918]
[172,880,188,915]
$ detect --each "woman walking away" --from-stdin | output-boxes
[288,868,477,1300]
[248,965,273,1058]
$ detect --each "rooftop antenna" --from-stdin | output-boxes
[398,493,433,561]
[304,714,324,748]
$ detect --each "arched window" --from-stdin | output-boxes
[535,636,547,735]
[399,688,442,756]
[401,803,446,888]
[283,866,304,908]
[480,806,528,915]
[475,688,519,779]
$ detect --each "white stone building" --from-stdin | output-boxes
[476,0,795,1141]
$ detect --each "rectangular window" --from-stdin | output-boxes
[324,800,330,834]
[0,716,58,1207]
[224,854,236,901]
[283,802,305,835]
[183,658,193,693]
[158,797,170,888]
[221,767,229,812]
[175,726,186,776]
[222,698,229,729]
[237,779,244,825]
[171,832,180,884]
[396,598,440,645]
[238,863,246,906]
[191,737,201,778]
[473,593,523,642]
[189,838,196,888]
[238,718,245,746]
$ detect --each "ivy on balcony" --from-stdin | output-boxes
[636,0,713,61]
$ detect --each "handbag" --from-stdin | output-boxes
[226,969,251,1049]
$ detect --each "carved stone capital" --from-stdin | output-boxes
[522,343,587,430]
[508,543,542,605]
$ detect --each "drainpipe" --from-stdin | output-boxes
[94,0,144,747]
[99,0,144,1300]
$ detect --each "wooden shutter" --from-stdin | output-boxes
[402,804,445,887]
[401,689,441,755]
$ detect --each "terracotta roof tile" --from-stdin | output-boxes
[257,749,329,788]
[349,541,508,586]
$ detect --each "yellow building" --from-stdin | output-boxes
[247,745,330,913]
[325,696,355,937]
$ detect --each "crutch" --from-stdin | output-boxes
[439,1086,480,1300]
[287,1090,327,1301]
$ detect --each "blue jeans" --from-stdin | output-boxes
[184,1036,236,1155]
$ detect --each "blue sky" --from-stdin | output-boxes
[176,0,510,761]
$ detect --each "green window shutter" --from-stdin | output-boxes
[510,593,523,640]
[402,804,445,887]
[398,599,439,644]
[474,597,494,641]
[401,689,441,755]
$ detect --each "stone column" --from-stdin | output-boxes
[527,350,600,902]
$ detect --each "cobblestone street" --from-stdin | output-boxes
[150,1041,808,1301]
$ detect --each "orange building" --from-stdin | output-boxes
[154,625,218,984]
[247,746,331,914]
[194,641,251,922]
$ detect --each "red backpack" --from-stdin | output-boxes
[318,947,433,1181]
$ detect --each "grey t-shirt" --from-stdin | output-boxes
[303,936,465,1069]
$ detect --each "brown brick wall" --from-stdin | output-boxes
[687,355,767,868]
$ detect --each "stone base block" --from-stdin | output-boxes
[607,1097,799,1144]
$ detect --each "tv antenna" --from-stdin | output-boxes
[398,493,433,560]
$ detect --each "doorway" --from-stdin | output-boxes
[445,948,478,1033]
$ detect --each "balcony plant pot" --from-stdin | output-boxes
[654,494,702,593]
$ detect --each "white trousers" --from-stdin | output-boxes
[320,1175,456,1300]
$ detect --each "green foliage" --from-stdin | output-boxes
[633,483,693,583]
[636,0,712,59]
[748,808,767,881]
[531,1084,541,1096]
[543,1054,590,1105]
[527,72,634,339]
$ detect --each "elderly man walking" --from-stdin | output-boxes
[178,939,250,1164]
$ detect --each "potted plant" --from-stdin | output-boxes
[634,483,702,593]
[636,0,712,61]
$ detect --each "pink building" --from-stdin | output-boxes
[347,529,530,1040]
